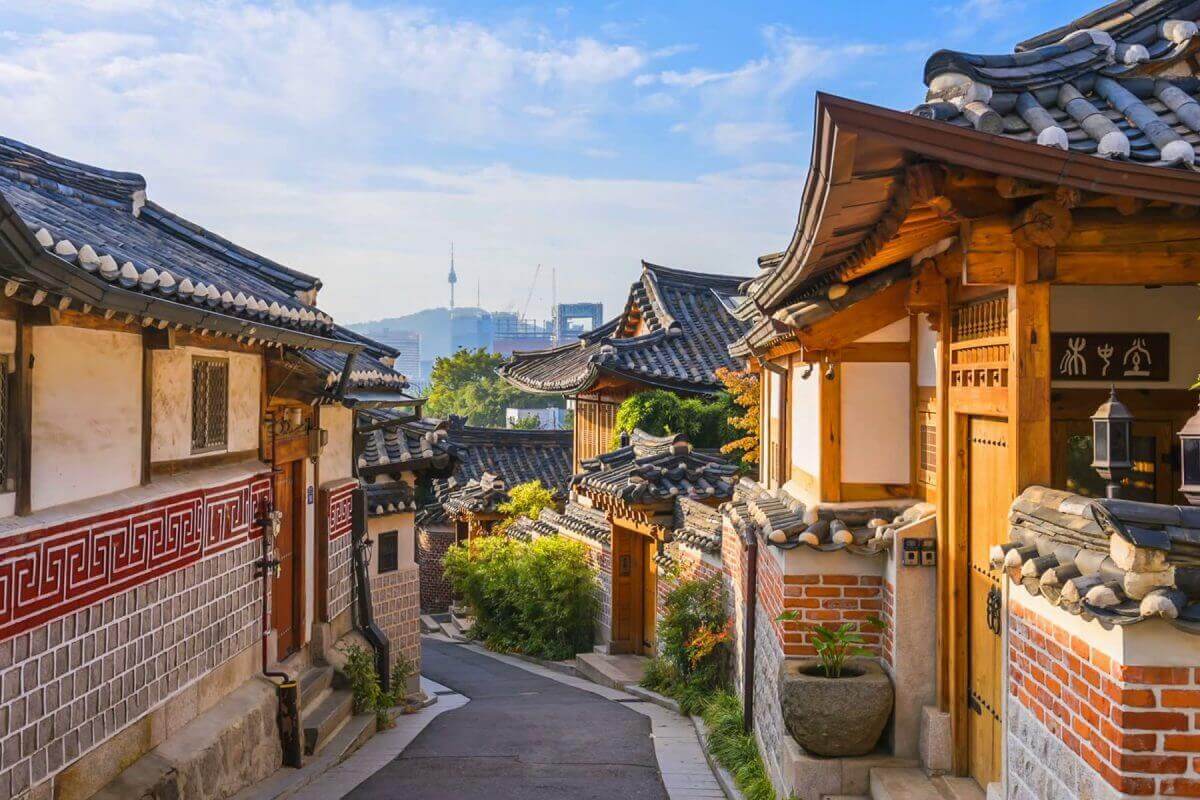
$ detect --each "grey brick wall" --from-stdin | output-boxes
[0,538,260,798]
[328,532,352,623]
[371,564,421,680]
[751,602,786,793]
[1007,695,1122,800]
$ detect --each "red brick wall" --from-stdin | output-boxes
[778,574,883,658]
[1010,602,1200,797]
[656,545,724,622]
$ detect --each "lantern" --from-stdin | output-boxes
[1179,398,1200,506]
[1091,387,1133,499]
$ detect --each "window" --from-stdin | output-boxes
[191,357,229,452]
[378,531,399,573]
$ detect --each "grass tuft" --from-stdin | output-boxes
[700,691,780,800]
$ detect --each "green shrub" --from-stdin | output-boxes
[495,480,556,535]
[642,575,728,714]
[611,390,738,450]
[702,692,777,800]
[443,535,596,660]
[338,643,410,728]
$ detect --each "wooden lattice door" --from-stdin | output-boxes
[966,417,1008,787]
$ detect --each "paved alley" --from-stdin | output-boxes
[344,638,671,800]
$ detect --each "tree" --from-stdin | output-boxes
[715,367,760,466]
[496,479,557,533]
[511,415,541,430]
[423,348,562,428]
[611,389,737,450]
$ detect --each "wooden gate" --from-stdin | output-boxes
[612,526,658,655]
[966,417,1008,786]
[272,459,303,660]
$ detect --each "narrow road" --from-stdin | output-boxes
[345,638,670,800]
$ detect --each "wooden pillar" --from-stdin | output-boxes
[1008,247,1052,492]
[819,359,842,502]
[934,288,952,713]
[13,308,31,516]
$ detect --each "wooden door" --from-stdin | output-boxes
[611,527,644,654]
[966,417,1008,787]
[642,538,657,656]
[272,460,302,660]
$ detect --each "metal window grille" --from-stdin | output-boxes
[191,357,229,452]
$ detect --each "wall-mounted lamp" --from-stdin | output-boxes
[801,363,814,379]
[1179,398,1200,505]
[1091,386,1133,500]
[824,362,836,381]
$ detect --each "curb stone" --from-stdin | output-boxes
[691,714,748,800]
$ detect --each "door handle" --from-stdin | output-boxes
[986,586,1002,636]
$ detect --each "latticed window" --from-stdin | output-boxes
[191,357,229,452]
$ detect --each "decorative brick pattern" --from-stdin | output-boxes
[416,526,455,614]
[0,474,270,642]
[371,564,421,678]
[1009,602,1200,797]
[321,481,355,623]
[777,574,883,658]
[0,536,261,798]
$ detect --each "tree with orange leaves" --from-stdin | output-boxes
[715,367,759,467]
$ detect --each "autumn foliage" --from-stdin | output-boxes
[715,367,759,465]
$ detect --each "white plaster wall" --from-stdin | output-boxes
[367,512,417,578]
[150,347,261,462]
[1051,285,1200,389]
[775,543,885,577]
[916,314,937,388]
[320,405,354,483]
[31,327,141,511]
[840,362,911,485]
[789,363,821,478]
[857,317,910,343]
[764,368,783,486]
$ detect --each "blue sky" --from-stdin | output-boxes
[0,0,1098,323]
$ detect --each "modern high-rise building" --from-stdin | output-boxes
[369,328,421,386]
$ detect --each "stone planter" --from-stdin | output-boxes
[779,658,894,757]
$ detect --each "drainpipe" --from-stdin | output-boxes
[350,486,393,693]
[258,418,302,767]
[742,527,759,735]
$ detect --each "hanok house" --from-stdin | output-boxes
[409,417,572,613]
[559,430,739,656]
[500,262,750,470]
[0,135,422,800]
[725,3,1200,798]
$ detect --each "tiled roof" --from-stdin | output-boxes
[572,430,739,506]
[358,413,461,476]
[415,419,573,523]
[673,498,723,554]
[500,263,749,395]
[442,472,511,516]
[505,513,559,542]
[299,326,411,396]
[998,486,1200,632]
[916,1,1200,167]
[721,479,925,554]
[538,502,611,544]
[0,135,342,339]
[365,480,416,517]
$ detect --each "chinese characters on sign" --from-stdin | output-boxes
[1051,333,1169,382]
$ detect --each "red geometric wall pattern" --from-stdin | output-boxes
[0,472,272,642]
[327,482,355,539]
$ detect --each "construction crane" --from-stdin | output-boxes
[520,263,542,322]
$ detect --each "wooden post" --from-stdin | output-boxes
[13,309,32,516]
[1008,248,1052,493]
[819,359,842,502]
[934,285,953,713]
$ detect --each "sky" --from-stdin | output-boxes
[0,0,1101,325]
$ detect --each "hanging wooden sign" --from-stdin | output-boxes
[1051,333,1169,382]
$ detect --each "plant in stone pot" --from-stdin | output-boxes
[776,613,894,758]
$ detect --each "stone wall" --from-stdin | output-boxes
[1009,600,1200,798]
[560,530,612,646]
[417,524,455,613]
[0,468,271,798]
[881,578,895,669]
[370,564,421,682]
[749,537,789,792]
[655,543,724,627]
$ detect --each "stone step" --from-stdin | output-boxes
[870,768,985,800]
[419,614,442,634]
[299,666,334,709]
[301,689,354,756]
[823,795,870,800]
[574,652,648,690]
